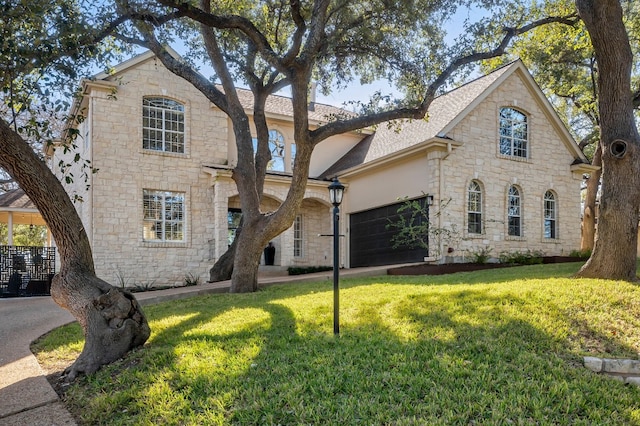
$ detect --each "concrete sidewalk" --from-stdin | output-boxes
[0,266,389,425]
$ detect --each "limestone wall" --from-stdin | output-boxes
[442,71,582,259]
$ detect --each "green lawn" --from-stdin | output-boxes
[33,262,640,425]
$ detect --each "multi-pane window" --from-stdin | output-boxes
[467,180,483,234]
[268,129,285,171]
[143,190,185,241]
[252,129,288,172]
[228,209,242,246]
[507,186,522,236]
[499,107,528,158]
[544,191,557,239]
[143,97,185,153]
[293,215,303,257]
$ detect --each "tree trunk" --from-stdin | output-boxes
[208,226,239,282]
[575,0,640,281]
[580,143,602,251]
[229,219,267,293]
[0,118,150,380]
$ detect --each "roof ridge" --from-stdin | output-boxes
[434,59,520,100]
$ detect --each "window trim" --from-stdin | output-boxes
[142,97,186,154]
[499,107,529,159]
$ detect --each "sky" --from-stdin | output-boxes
[98,5,487,109]
[311,6,486,108]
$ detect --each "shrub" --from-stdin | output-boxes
[467,246,492,264]
[184,272,201,286]
[287,266,333,276]
[499,250,544,265]
[569,249,592,259]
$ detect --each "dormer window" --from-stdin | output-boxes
[143,97,185,153]
[499,107,528,158]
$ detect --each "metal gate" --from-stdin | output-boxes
[0,246,56,297]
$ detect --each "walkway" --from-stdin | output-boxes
[0,266,389,425]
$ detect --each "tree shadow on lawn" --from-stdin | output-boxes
[55,283,640,425]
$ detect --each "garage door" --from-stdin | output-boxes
[349,197,429,267]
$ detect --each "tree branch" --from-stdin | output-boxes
[311,13,581,144]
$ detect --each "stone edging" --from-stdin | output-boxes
[584,356,640,385]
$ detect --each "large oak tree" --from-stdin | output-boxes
[112,0,576,292]
[0,0,150,379]
[574,0,640,281]
[482,0,640,255]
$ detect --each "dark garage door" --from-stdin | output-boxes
[349,197,429,267]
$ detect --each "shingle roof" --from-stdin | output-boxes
[320,62,516,177]
[0,189,36,210]
[232,87,353,124]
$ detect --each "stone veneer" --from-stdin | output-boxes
[584,356,640,386]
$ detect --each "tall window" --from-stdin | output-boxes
[293,215,303,257]
[467,180,483,234]
[227,209,242,246]
[499,107,528,158]
[544,191,557,239]
[268,129,285,171]
[507,186,522,237]
[143,97,185,153]
[143,190,185,241]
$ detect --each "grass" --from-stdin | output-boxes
[32,262,640,425]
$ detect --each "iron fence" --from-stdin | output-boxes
[0,246,56,297]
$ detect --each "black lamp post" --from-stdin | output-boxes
[328,177,345,335]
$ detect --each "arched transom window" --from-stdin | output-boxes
[142,97,185,153]
[499,107,528,158]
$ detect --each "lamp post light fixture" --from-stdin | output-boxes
[328,177,345,335]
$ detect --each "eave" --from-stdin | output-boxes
[335,137,463,179]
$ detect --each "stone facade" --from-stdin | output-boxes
[52,53,592,286]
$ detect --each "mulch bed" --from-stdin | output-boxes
[387,256,585,276]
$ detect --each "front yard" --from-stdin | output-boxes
[33,262,640,425]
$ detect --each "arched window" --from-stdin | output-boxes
[142,97,185,153]
[499,107,528,158]
[508,186,522,236]
[467,180,483,234]
[544,191,557,239]
[268,129,285,172]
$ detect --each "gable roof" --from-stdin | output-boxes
[321,60,590,178]
[91,49,351,125]
[0,188,36,210]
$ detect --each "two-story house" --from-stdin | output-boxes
[51,50,594,286]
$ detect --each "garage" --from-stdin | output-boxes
[349,197,429,267]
